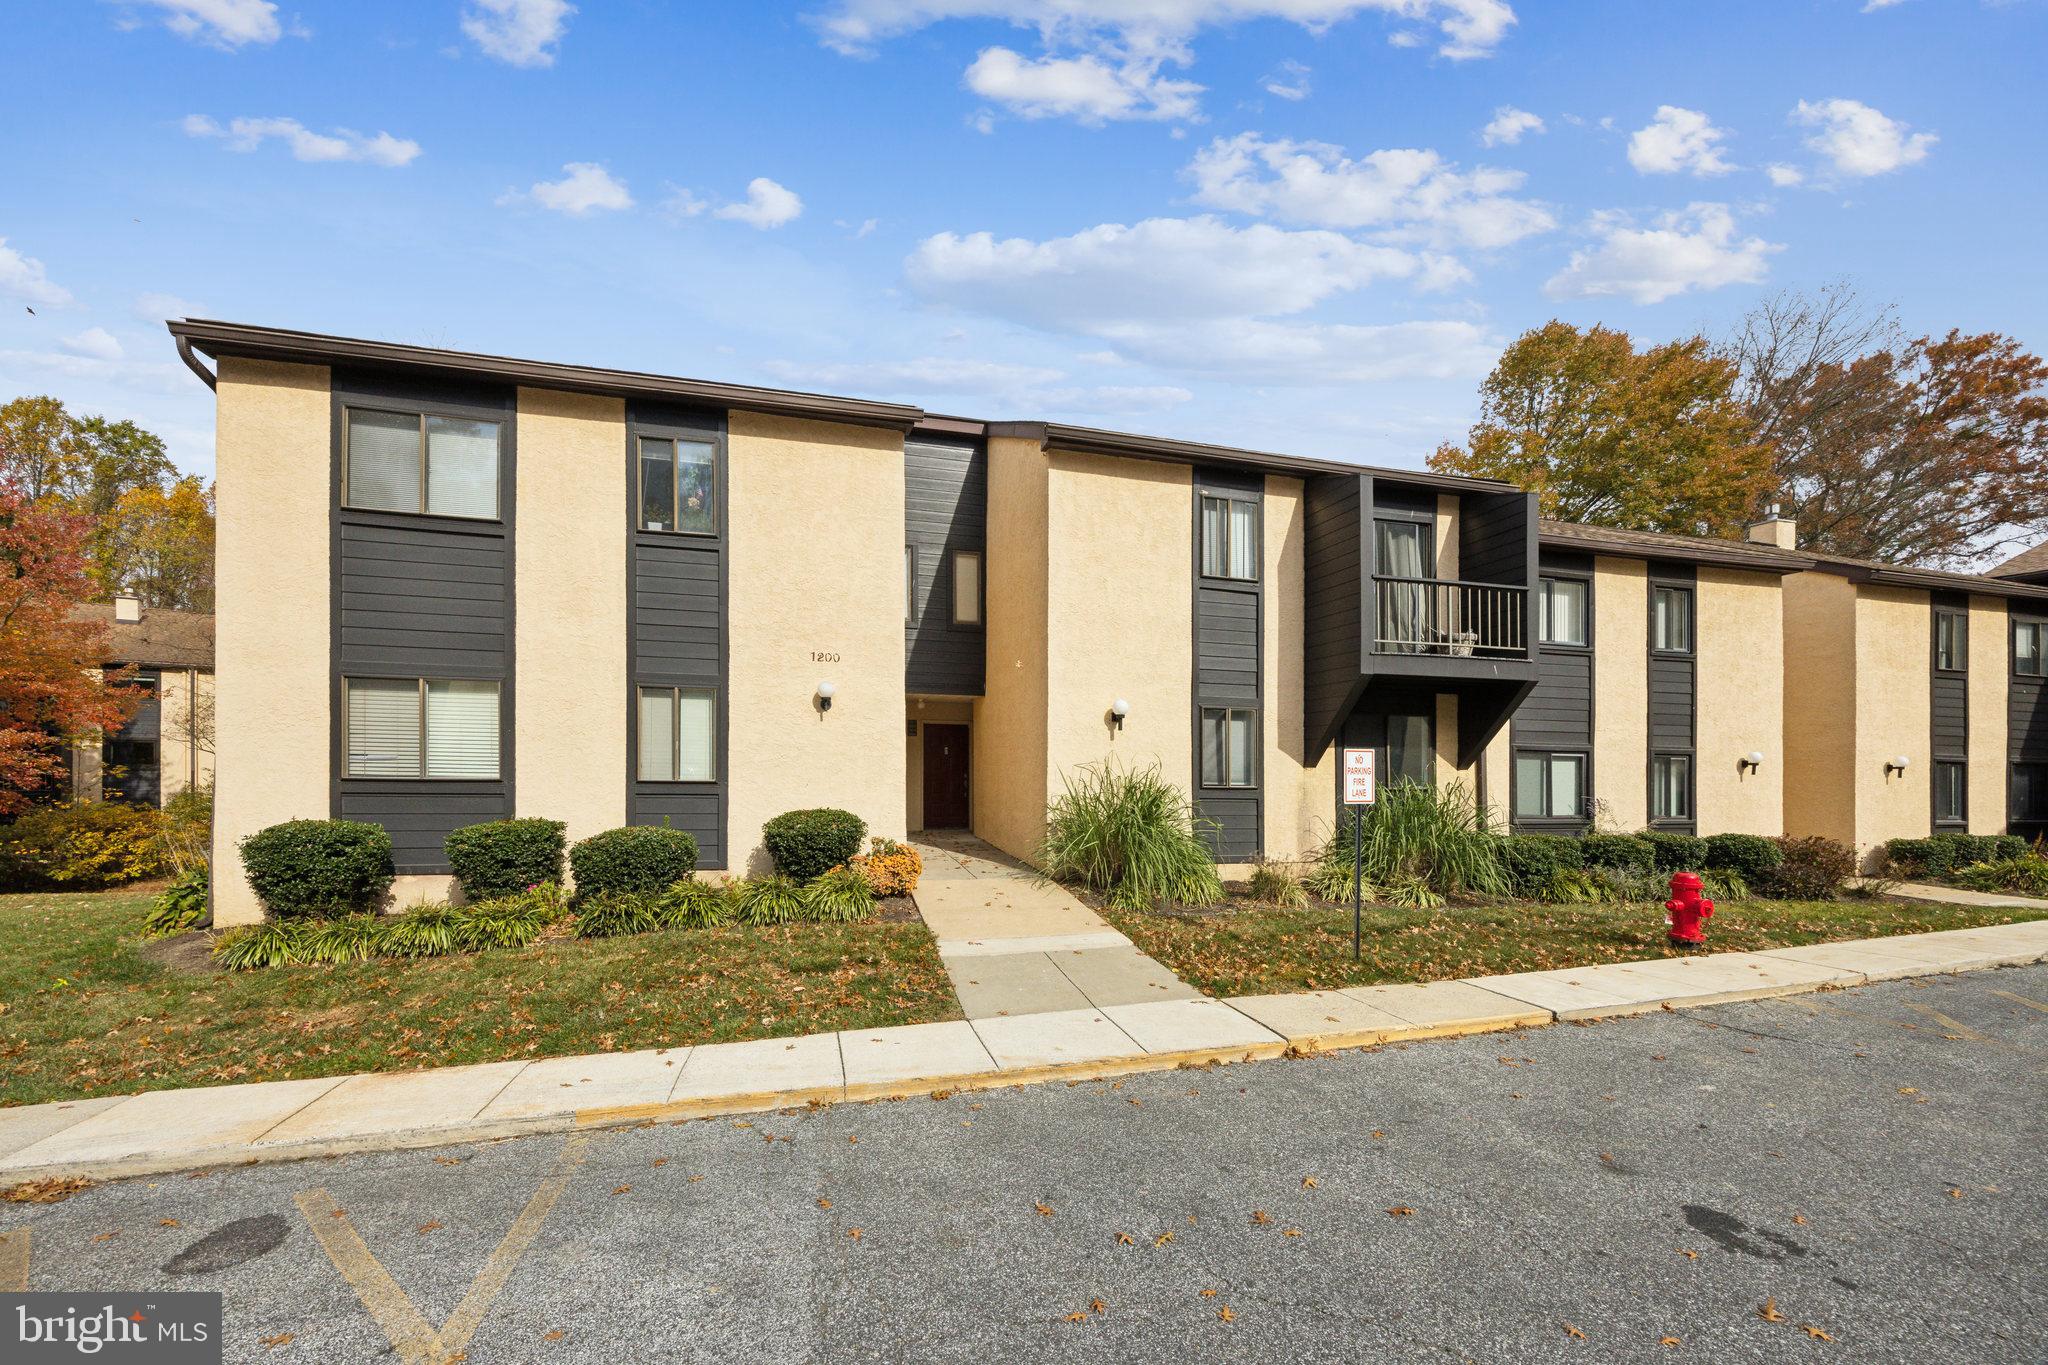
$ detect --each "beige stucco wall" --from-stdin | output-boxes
[1591,556,1648,829]
[1695,568,1784,836]
[1853,586,1932,858]
[971,436,1050,860]
[906,698,973,832]
[1044,449,1193,821]
[1479,724,1512,830]
[726,412,906,872]
[1261,476,1325,862]
[1781,571,1859,845]
[514,388,628,852]
[1967,595,2009,834]
[1433,693,1462,791]
[210,358,332,925]
[1434,493,1459,580]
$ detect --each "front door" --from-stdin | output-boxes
[923,724,970,829]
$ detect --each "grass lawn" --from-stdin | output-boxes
[0,888,962,1109]
[1095,893,2048,998]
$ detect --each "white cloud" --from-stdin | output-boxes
[1544,202,1781,305]
[130,0,281,48]
[714,178,804,229]
[1792,98,1935,177]
[963,46,1201,123]
[501,162,633,215]
[1185,133,1554,250]
[1627,105,1735,176]
[1479,105,1544,147]
[662,187,708,219]
[1262,59,1311,101]
[0,348,190,392]
[183,115,421,166]
[1765,162,1804,188]
[0,239,73,308]
[133,291,199,321]
[61,328,124,361]
[461,0,574,68]
[1862,0,1907,9]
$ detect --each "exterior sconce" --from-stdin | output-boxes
[1110,698,1130,732]
[1740,751,1764,775]
[1886,754,1910,777]
[816,681,836,713]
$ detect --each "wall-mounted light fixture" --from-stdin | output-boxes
[816,681,837,714]
[1885,754,1911,777]
[1740,751,1765,775]
[1109,698,1130,732]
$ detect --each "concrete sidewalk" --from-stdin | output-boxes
[1880,879,2048,911]
[5,917,2045,1186]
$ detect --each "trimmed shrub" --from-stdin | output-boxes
[1703,833,1783,881]
[1640,830,1708,873]
[1884,837,1945,877]
[1321,781,1510,899]
[1039,762,1223,911]
[238,819,393,918]
[445,818,566,902]
[1760,835,1856,900]
[0,802,170,890]
[1244,859,1308,909]
[567,825,699,900]
[803,865,878,922]
[1953,853,2048,897]
[762,809,867,884]
[733,873,809,926]
[1579,833,1655,874]
[1987,835,2031,863]
[142,865,210,939]
[848,837,923,896]
[655,879,732,929]
[1499,834,1583,894]
[575,894,664,939]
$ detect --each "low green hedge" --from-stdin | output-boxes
[1888,833,2030,877]
[238,819,393,918]
[762,808,867,883]
[445,818,566,901]
[1640,830,1707,873]
[1499,834,1583,893]
[1703,833,1783,880]
[567,825,699,899]
[1579,833,1655,874]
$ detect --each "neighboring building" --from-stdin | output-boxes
[167,320,2044,921]
[1991,541,2048,587]
[65,595,216,807]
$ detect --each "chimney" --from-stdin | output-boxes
[1745,504,1797,551]
[113,594,143,623]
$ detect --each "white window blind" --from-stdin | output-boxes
[1228,499,1257,580]
[638,686,716,782]
[1201,498,1228,577]
[953,551,982,626]
[424,680,499,778]
[426,417,498,518]
[347,679,422,777]
[678,690,715,780]
[638,687,676,781]
[1539,578,1587,646]
[1200,707,1255,787]
[346,410,421,513]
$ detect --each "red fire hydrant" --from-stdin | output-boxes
[1665,871,1714,948]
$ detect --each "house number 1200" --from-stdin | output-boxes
[811,651,842,663]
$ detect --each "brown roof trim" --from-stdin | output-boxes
[168,320,926,431]
[1805,555,2048,603]
[1537,520,1810,573]
[989,420,1521,493]
[911,415,987,438]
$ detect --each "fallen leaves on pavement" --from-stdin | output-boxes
[417,1221,443,1234]
[2,1177,92,1204]
[1801,1325,1834,1340]
[1563,1323,1585,1339]
[1385,1206,1416,1218]
[1217,1306,1236,1322]
[1758,1297,1786,1323]
[260,1333,293,1349]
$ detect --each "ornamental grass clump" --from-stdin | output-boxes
[803,865,877,923]
[1315,781,1509,902]
[458,884,567,950]
[1243,859,1308,909]
[733,873,809,926]
[212,919,316,971]
[378,903,464,959]
[1038,762,1223,912]
[655,878,733,929]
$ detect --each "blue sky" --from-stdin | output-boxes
[2,0,2043,481]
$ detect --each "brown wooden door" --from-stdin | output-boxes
[922,724,970,829]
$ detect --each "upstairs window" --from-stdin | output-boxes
[1200,496,1259,581]
[951,550,983,627]
[344,677,500,780]
[2017,620,2045,676]
[1651,585,1693,654]
[1935,610,1966,672]
[345,409,500,518]
[1537,577,1588,646]
[638,437,717,534]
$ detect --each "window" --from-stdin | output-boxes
[1514,752,1585,821]
[951,550,983,627]
[344,678,500,779]
[637,436,717,534]
[345,408,500,518]
[2016,763,2048,821]
[1935,611,1966,672]
[1651,585,1692,653]
[1386,713,1432,786]
[1537,577,1588,646]
[637,686,716,782]
[2017,620,2045,676]
[1200,496,1259,581]
[1199,707,1256,788]
[1935,760,1967,824]
[1374,520,1434,653]
[1650,753,1692,822]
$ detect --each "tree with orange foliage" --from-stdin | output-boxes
[0,483,140,815]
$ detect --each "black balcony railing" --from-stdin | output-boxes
[1372,576,1527,657]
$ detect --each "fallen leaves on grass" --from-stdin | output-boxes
[2,1177,92,1204]
[1758,1297,1786,1323]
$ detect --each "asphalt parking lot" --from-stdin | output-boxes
[6,965,2045,1363]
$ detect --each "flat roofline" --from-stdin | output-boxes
[988,420,1521,494]
[168,319,928,430]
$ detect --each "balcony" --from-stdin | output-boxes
[1372,576,1528,658]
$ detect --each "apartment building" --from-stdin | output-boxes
[170,321,2042,921]
[65,595,215,807]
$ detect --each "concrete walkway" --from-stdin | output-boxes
[4,917,2045,1185]
[912,833,1202,1019]
[1880,879,2048,911]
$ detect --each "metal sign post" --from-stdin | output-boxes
[1340,749,1376,962]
